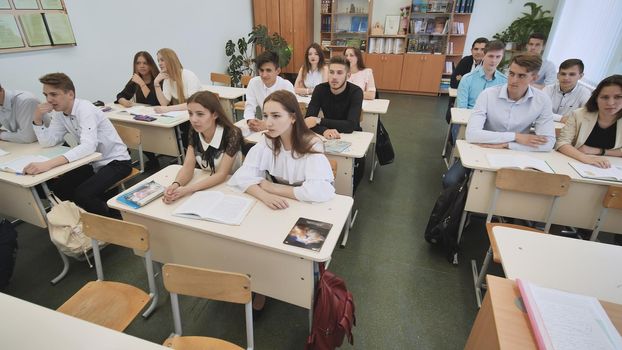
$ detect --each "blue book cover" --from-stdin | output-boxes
[350,16,361,32]
[360,16,368,32]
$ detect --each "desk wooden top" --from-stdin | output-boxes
[108,165,353,262]
[242,128,373,159]
[105,104,188,128]
[478,276,622,350]
[493,226,622,305]
[201,85,246,99]
[0,141,101,187]
[451,108,564,129]
[0,293,167,350]
[449,87,457,97]
[295,94,391,114]
[456,140,622,186]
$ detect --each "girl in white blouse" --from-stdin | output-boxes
[228,90,335,209]
[163,91,243,204]
[345,46,377,100]
[154,48,202,113]
[294,43,328,96]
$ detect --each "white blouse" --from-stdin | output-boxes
[304,69,323,89]
[162,68,202,102]
[195,125,242,174]
[228,136,335,203]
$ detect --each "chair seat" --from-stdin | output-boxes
[233,101,245,111]
[107,167,141,192]
[163,336,243,350]
[57,280,151,331]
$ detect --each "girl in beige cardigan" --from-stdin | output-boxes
[555,75,622,168]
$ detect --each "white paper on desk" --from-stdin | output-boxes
[486,153,554,173]
[0,148,8,156]
[0,155,49,173]
[158,111,186,118]
[518,279,622,350]
[173,190,255,225]
[123,106,151,115]
[569,162,622,182]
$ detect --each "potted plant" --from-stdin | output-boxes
[493,2,554,51]
[225,25,292,87]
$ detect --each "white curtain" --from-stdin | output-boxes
[545,0,622,87]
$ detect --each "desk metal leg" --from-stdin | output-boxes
[340,209,354,248]
[442,124,452,168]
[174,125,185,164]
[369,142,377,182]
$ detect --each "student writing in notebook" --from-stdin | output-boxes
[542,59,592,123]
[0,83,45,143]
[24,73,131,218]
[115,51,160,107]
[228,90,335,209]
[555,75,622,168]
[345,47,376,100]
[294,43,328,96]
[163,91,243,204]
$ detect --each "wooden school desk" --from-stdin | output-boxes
[448,87,458,97]
[442,108,565,167]
[464,275,622,350]
[0,293,167,350]
[108,165,353,311]
[200,84,246,121]
[493,226,622,304]
[105,104,187,162]
[296,95,391,181]
[0,141,101,283]
[456,140,622,233]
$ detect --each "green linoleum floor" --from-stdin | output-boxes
[3,93,494,349]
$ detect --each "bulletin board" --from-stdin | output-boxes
[0,0,76,53]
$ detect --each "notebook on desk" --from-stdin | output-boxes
[172,190,255,225]
[0,155,48,174]
[486,154,554,173]
[569,162,622,182]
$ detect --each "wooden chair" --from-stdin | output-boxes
[162,264,254,350]
[298,102,307,116]
[590,185,622,241]
[108,124,144,191]
[233,75,253,118]
[56,212,158,331]
[329,159,338,179]
[211,72,232,86]
[471,168,570,307]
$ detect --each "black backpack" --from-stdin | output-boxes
[424,176,469,264]
[375,119,395,166]
[0,219,18,288]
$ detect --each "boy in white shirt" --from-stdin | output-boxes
[243,51,294,132]
[24,73,131,218]
[543,59,591,123]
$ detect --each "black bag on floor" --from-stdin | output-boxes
[375,119,395,165]
[0,219,18,287]
[424,176,468,263]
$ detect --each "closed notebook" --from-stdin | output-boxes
[283,217,332,251]
[486,153,554,173]
[116,180,165,209]
[569,162,622,182]
[324,140,352,153]
[0,155,48,174]
[173,190,255,226]
[517,278,622,350]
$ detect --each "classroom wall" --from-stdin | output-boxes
[0,0,254,101]
[463,0,558,57]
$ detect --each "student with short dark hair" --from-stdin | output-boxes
[525,32,556,88]
[243,51,295,132]
[25,73,131,218]
[543,58,592,122]
[556,74,622,168]
[0,82,41,143]
[450,37,489,89]
[456,40,507,109]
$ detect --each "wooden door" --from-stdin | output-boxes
[364,53,385,86]
[278,0,295,73]
[399,54,424,91]
[418,54,445,93]
[381,55,404,90]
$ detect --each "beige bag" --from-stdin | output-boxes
[47,194,92,262]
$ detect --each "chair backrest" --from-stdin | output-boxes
[211,72,232,86]
[298,102,308,116]
[603,185,622,210]
[163,264,251,304]
[241,75,252,87]
[81,212,149,252]
[113,124,142,149]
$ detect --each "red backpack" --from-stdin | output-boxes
[306,264,356,350]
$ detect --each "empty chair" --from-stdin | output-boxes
[211,72,232,86]
[471,168,570,307]
[590,185,622,241]
[162,263,254,350]
[57,212,158,331]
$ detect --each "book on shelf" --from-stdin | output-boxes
[0,155,48,174]
[324,139,352,153]
[517,278,622,350]
[172,190,255,225]
[445,62,453,74]
[485,153,554,173]
[283,217,333,251]
[116,180,165,209]
[569,162,622,182]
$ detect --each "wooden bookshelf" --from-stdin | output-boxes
[320,0,373,55]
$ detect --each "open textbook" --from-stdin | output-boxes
[173,190,255,225]
[569,162,622,182]
[0,155,48,174]
[517,279,622,350]
[486,153,554,173]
